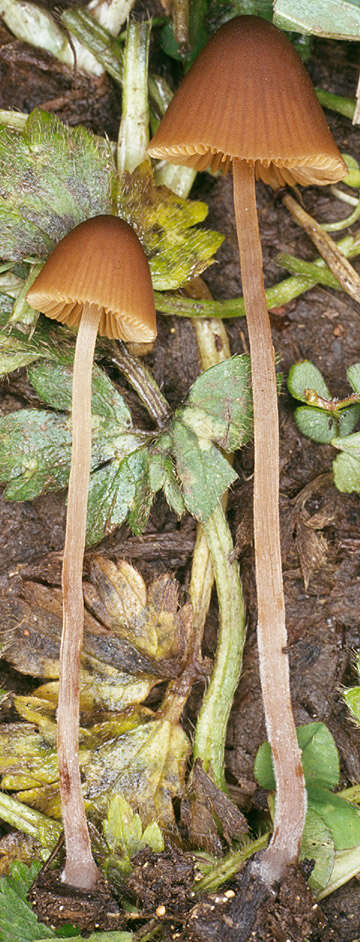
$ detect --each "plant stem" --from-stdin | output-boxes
[108,339,171,427]
[0,791,62,850]
[315,88,355,120]
[62,8,124,82]
[282,192,360,304]
[193,503,246,791]
[153,275,313,319]
[194,833,270,894]
[233,158,306,884]
[117,20,151,173]
[322,197,360,232]
[58,301,100,890]
[186,277,246,790]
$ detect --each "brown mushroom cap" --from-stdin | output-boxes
[148,15,346,188]
[27,215,157,343]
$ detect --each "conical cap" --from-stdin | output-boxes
[148,16,346,187]
[27,215,157,342]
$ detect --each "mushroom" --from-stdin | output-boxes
[27,215,157,891]
[148,15,346,885]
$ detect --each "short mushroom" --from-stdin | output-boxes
[148,15,346,885]
[27,215,157,891]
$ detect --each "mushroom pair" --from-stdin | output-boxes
[148,15,346,884]
[27,216,157,890]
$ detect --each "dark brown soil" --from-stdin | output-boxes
[0,6,360,940]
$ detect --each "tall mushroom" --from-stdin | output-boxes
[27,215,157,891]
[148,15,346,884]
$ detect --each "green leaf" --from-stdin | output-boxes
[0,410,72,500]
[28,360,131,425]
[333,451,360,493]
[86,446,152,545]
[104,794,164,874]
[0,860,55,942]
[0,406,141,504]
[149,448,185,517]
[274,0,360,39]
[116,160,223,291]
[86,718,190,828]
[347,362,360,395]
[298,723,339,790]
[343,685,360,724]
[0,724,58,790]
[254,722,339,791]
[287,360,331,403]
[0,110,114,261]
[183,356,253,451]
[338,404,360,438]
[0,334,44,376]
[0,313,69,377]
[300,807,335,894]
[172,419,237,523]
[294,406,337,444]
[308,785,360,851]
[332,429,360,460]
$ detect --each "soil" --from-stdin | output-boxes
[0,5,360,940]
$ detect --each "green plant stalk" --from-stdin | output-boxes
[117,20,151,173]
[0,791,62,850]
[304,389,360,412]
[322,198,360,232]
[277,234,360,289]
[154,228,360,317]
[195,832,270,893]
[61,8,124,83]
[315,88,355,120]
[193,502,246,791]
[182,286,247,791]
[153,275,312,318]
[282,192,360,304]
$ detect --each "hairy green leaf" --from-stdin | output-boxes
[288,360,331,403]
[294,406,338,444]
[300,808,334,894]
[182,355,252,451]
[172,419,237,523]
[86,446,152,545]
[0,861,55,942]
[333,450,360,493]
[274,0,360,39]
[0,110,114,261]
[28,359,131,425]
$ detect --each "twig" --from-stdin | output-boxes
[282,192,360,304]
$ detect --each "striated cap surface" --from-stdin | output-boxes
[27,215,157,342]
[148,15,346,187]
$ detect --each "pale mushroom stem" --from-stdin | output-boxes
[58,301,102,890]
[233,158,307,884]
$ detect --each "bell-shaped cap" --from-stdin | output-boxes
[26,215,157,342]
[148,15,346,188]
